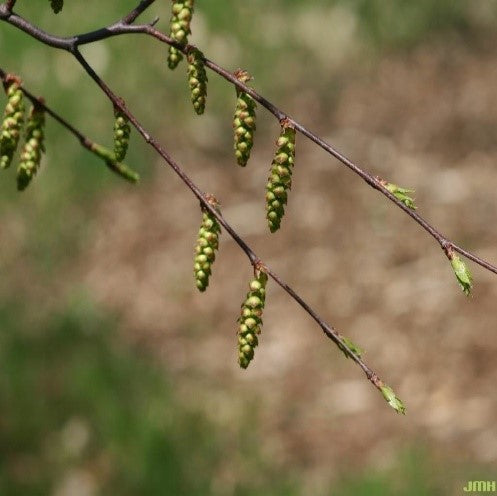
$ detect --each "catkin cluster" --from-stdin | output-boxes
[187,47,208,115]
[194,198,221,292]
[49,0,64,14]
[233,69,257,167]
[238,270,267,369]
[113,107,130,162]
[17,103,45,191]
[167,0,195,70]
[0,78,25,170]
[266,121,296,232]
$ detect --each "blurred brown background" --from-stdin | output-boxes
[0,1,496,495]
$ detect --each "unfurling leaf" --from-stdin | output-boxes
[384,182,416,210]
[450,253,473,296]
[338,335,364,359]
[380,385,406,415]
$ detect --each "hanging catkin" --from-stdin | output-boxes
[113,105,131,162]
[0,76,25,170]
[194,195,221,292]
[167,0,195,70]
[233,69,257,167]
[266,119,296,232]
[187,47,208,115]
[17,101,46,191]
[49,0,64,14]
[237,268,268,369]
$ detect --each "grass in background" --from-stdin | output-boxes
[0,300,484,496]
[0,297,490,496]
[0,298,302,495]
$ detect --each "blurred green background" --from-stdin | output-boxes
[1,1,497,495]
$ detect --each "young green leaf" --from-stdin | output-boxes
[384,181,416,209]
[450,253,473,296]
[380,385,406,415]
[337,335,364,359]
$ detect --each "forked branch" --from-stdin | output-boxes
[2,0,495,413]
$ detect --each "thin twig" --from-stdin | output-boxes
[121,0,156,26]
[0,67,118,166]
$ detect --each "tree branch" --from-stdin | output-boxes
[0,58,385,399]
[141,27,497,276]
[0,66,111,160]
[2,0,495,411]
[1,3,493,275]
[121,0,156,26]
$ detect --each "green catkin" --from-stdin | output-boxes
[0,77,25,170]
[233,69,257,167]
[266,120,296,232]
[113,107,131,162]
[187,47,208,115]
[194,195,221,292]
[90,143,139,183]
[17,102,46,191]
[238,269,268,369]
[167,0,195,70]
[49,0,64,14]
